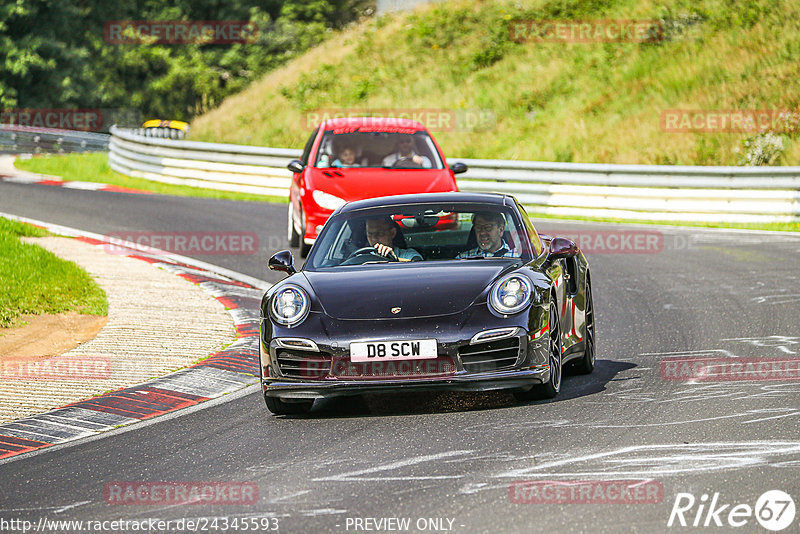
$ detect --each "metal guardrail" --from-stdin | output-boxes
[109,126,298,197]
[109,126,800,223]
[0,125,109,155]
[455,159,800,224]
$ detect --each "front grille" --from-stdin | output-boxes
[275,349,331,379]
[459,337,521,372]
[331,357,456,379]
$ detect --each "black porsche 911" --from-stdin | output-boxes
[259,192,594,415]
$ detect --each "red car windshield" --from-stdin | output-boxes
[314,130,444,169]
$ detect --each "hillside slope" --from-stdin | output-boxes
[190,0,800,165]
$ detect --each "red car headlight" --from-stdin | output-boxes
[312,190,346,210]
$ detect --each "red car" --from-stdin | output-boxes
[286,117,467,256]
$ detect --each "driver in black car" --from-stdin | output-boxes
[365,217,423,261]
[381,135,432,168]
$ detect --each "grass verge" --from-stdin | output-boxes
[0,217,108,328]
[14,153,287,203]
[191,0,800,166]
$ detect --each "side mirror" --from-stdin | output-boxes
[268,250,296,275]
[449,162,468,174]
[548,237,578,260]
[287,160,305,174]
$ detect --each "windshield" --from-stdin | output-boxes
[306,202,534,269]
[313,129,444,169]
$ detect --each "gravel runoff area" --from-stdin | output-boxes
[0,236,237,423]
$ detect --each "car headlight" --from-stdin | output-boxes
[489,274,533,315]
[312,190,346,211]
[270,285,310,327]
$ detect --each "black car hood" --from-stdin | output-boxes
[302,262,512,320]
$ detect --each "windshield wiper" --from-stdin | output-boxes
[459,255,487,260]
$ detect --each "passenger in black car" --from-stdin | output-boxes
[456,212,519,258]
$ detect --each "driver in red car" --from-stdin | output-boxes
[365,217,423,262]
[382,135,432,168]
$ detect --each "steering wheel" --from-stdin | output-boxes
[391,158,423,169]
[351,246,380,257]
[340,246,389,266]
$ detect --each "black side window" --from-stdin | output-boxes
[300,128,319,165]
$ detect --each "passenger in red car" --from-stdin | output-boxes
[332,145,361,168]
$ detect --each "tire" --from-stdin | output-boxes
[264,394,313,415]
[299,212,312,258]
[288,201,300,248]
[571,280,595,375]
[514,301,562,402]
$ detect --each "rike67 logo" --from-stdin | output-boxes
[668,490,796,531]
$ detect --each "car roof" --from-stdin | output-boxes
[319,117,427,131]
[338,192,514,213]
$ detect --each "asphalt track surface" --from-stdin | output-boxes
[1,181,800,533]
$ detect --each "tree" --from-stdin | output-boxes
[0,0,374,123]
